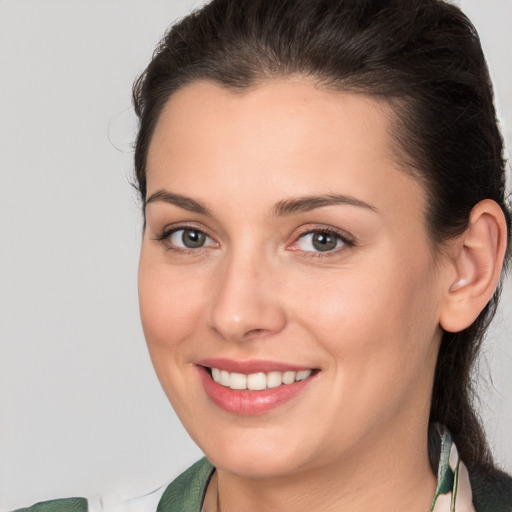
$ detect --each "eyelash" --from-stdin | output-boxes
[152,224,355,258]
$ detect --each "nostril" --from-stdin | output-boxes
[243,328,272,340]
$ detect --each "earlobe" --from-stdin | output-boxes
[439,199,508,333]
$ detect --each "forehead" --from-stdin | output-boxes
[146,79,424,222]
[148,79,397,169]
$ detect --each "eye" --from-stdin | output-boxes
[295,230,346,253]
[166,228,216,249]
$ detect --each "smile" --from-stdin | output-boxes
[210,368,313,390]
[197,361,318,415]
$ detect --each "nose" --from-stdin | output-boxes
[206,251,287,342]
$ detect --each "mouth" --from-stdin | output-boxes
[196,360,319,415]
[209,367,313,390]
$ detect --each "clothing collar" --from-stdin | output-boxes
[430,424,475,512]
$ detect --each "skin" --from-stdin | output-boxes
[139,79,454,512]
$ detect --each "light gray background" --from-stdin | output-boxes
[0,0,510,509]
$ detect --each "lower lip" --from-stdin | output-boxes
[197,366,316,415]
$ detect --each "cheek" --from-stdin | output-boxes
[288,249,440,400]
[319,241,436,336]
[138,254,209,363]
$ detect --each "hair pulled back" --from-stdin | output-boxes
[133,0,511,473]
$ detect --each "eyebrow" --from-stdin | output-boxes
[145,190,378,217]
[273,194,378,216]
[145,190,212,216]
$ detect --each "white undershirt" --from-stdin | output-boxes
[87,481,170,512]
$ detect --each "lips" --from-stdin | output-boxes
[196,359,318,415]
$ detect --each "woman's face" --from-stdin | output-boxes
[139,80,446,478]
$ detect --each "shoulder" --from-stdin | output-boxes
[470,467,512,512]
[10,498,88,512]
[7,459,214,512]
[156,458,215,512]
[94,459,214,512]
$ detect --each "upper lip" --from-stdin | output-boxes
[197,358,316,374]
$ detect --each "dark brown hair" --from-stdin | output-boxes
[133,0,511,473]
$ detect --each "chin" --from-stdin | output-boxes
[196,429,317,479]
[208,450,304,479]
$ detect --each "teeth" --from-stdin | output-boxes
[247,372,267,390]
[229,372,247,390]
[296,370,311,381]
[220,370,230,387]
[267,371,283,388]
[282,371,296,385]
[210,368,313,390]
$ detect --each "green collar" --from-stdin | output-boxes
[157,458,214,512]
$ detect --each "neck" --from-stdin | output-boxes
[214,420,437,512]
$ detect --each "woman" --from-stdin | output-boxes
[11,0,511,511]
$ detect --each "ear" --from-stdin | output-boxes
[439,199,508,333]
